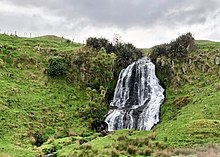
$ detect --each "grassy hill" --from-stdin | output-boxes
[0,34,220,157]
[0,34,90,156]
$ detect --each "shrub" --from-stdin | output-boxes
[48,56,66,76]
[66,39,71,43]
[151,44,170,59]
[79,88,108,131]
[86,36,143,75]
[66,47,116,89]
[151,32,195,60]
[86,37,114,52]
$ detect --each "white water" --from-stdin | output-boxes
[105,58,164,131]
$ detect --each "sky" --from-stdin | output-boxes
[0,0,220,48]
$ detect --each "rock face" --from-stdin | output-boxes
[105,58,164,131]
[214,57,220,65]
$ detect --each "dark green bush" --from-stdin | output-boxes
[151,32,195,60]
[48,56,66,76]
[86,37,114,52]
[86,37,143,75]
[66,39,71,43]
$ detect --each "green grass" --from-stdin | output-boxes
[0,34,220,156]
[0,34,93,156]
[0,139,36,157]
[196,40,220,50]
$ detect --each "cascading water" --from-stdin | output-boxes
[105,58,164,131]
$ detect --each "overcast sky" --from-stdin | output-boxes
[0,0,220,47]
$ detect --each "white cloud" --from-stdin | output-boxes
[0,0,220,47]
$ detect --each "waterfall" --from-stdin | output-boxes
[105,58,164,131]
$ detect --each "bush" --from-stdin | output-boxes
[86,37,143,75]
[113,42,143,72]
[79,88,108,131]
[48,56,66,76]
[151,32,195,60]
[66,39,71,43]
[86,37,114,52]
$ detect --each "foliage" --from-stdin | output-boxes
[0,34,87,157]
[66,47,116,90]
[79,87,108,131]
[151,32,195,59]
[1,33,220,157]
[86,36,143,74]
[85,37,142,101]
[65,39,71,43]
[86,37,114,52]
[48,56,66,76]
[113,42,143,72]
[90,48,116,88]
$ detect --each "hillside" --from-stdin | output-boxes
[0,34,220,157]
[0,34,89,156]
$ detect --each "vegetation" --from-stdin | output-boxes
[0,33,220,157]
[86,36,143,74]
[151,32,195,60]
[48,56,66,76]
[66,47,116,90]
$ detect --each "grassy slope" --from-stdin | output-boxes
[0,34,92,156]
[154,40,220,145]
[0,35,220,157]
[45,41,220,157]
